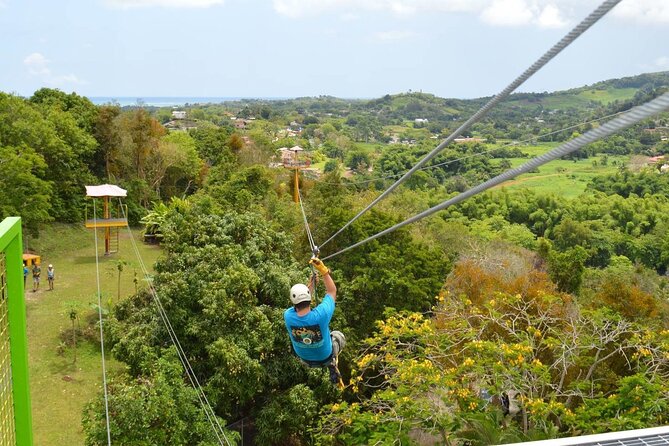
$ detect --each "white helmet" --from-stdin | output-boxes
[290,284,311,305]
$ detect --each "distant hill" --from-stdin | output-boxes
[161,71,668,131]
[503,71,669,110]
[348,71,669,125]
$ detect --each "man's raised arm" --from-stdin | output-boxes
[310,257,336,301]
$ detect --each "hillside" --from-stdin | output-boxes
[176,71,669,123]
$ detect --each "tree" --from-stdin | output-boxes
[323,159,339,173]
[345,150,370,172]
[64,301,81,365]
[0,145,52,235]
[0,93,97,222]
[104,204,338,442]
[83,354,239,446]
[547,245,588,293]
[190,126,234,166]
[115,108,166,181]
[317,254,669,444]
[145,131,201,198]
[92,105,121,179]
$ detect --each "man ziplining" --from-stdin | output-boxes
[284,257,346,386]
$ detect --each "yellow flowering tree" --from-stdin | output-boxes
[315,257,669,445]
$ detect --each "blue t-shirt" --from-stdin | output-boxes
[284,294,335,362]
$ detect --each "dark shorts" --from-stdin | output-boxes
[298,331,346,367]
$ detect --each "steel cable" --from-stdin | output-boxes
[318,0,622,249]
[119,204,232,446]
[92,199,113,446]
[313,110,627,187]
[322,92,669,261]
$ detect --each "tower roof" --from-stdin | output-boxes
[85,184,127,197]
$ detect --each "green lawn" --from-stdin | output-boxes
[383,124,431,140]
[356,142,386,154]
[24,224,161,445]
[492,155,628,199]
[527,88,637,109]
[576,88,638,105]
[492,140,561,156]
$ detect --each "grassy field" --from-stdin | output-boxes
[576,87,638,104]
[507,87,638,110]
[383,124,431,140]
[492,154,628,199]
[23,224,161,445]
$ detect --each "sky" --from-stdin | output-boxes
[1,0,669,99]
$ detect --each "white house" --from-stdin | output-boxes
[172,110,187,120]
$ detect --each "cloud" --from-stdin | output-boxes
[24,53,51,76]
[612,0,669,24]
[340,12,360,21]
[105,0,224,9]
[24,52,84,86]
[481,0,534,26]
[273,0,485,20]
[373,30,415,42]
[273,0,570,28]
[481,0,569,28]
[536,3,567,28]
[655,56,669,69]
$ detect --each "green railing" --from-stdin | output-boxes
[0,218,32,446]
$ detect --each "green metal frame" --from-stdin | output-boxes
[0,217,33,446]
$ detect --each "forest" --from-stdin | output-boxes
[3,72,669,445]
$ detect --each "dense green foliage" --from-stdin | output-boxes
[6,73,669,445]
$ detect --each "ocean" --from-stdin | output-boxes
[88,97,285,107]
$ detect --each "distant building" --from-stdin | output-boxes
[661,164,669,173]
[234,119,247,130]
[289,121,302,131]
[172,110,187,119]
[164,120,198,131]
[278,146,305,165]
[454,137,485,143]
[415,118,429,125]
[278,147,293,164]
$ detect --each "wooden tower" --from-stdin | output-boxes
[84,185,128,256]
[280,146,308,204]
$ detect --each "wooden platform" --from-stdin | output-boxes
[84,218,128,228]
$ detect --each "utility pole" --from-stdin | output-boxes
[282,146,305,204]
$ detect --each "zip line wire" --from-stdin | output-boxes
[92,200,112,446]
[297,189,322,300]
[298,188,317,253]
[313,109,627,187]
[318,0,622,250]
[119,203,232,446]
[321,92,669,261]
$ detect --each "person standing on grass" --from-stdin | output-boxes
[47,264,55,291]
[24,264,29,288]
[32,263,41,292]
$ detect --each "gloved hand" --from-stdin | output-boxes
[309,257,330,276]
